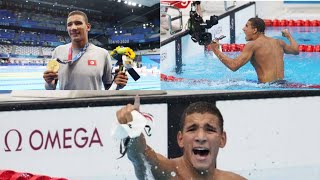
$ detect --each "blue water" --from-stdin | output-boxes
[237,27,320,44]
[161,27,320,90]
[0,66,160,90]
[265,26,320,45]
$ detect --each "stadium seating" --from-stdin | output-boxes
[0,44,12,54]
[0,8,159,58]
[15,45,40,56]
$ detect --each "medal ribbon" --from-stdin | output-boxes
[68,43,89,62]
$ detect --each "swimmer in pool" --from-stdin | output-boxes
[116,96,247,180]
[209,17,299,83]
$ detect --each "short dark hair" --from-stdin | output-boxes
[180,102,224,133]
[68,10,89,23]
[248,17,265,33]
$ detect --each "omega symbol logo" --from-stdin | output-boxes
[4,129,23,152]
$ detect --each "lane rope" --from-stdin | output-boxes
[160,74,320,89]
[205,44,320,52]
[264,19,320,27]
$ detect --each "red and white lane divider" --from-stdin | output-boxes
[206,44,320,52]
[206,44,245,52]
[160,74,320,89]
[0,170,68,180]
[160,74,183,82]
[264,19,320,26]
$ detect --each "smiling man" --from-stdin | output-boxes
[209,17,299,83]
[116,96,246,180]
[43,10,128,90]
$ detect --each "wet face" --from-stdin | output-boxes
[178,112,226,172]
[242,21,256,41]
[67,14,90,43]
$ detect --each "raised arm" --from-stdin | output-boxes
[116,96,174,179]
[209,41,254,71]
[280,29,299,55]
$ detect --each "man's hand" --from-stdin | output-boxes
[116,95,140,124]
[43,70,58,84]
[281,29,299,55]
[114,71,128,87]
[281,29,292,38]
[209,41,220,51]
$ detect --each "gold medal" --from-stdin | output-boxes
[47,59,60,72]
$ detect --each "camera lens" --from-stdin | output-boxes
[199,32,212,45]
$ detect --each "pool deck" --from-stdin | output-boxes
[0,90,233,102]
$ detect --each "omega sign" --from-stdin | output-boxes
[3,128,103,152]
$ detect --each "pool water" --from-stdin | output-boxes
[265,26,319,45]
[161,52,320,90]
[161,27,320,90]
[237,27,320,44]
[0,66,160,90]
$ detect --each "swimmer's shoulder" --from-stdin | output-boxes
[243,41,255,51]
[170,157,182,166]
[215,169,247,180]
[277,39,287,47]
[268,36,286,47]
[166,157,188,179]
[152,151,179,170]
[150,156,181,180]
[158,156,181,168]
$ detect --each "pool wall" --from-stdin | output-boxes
[217,97,320,179]
[0,102,168,180]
